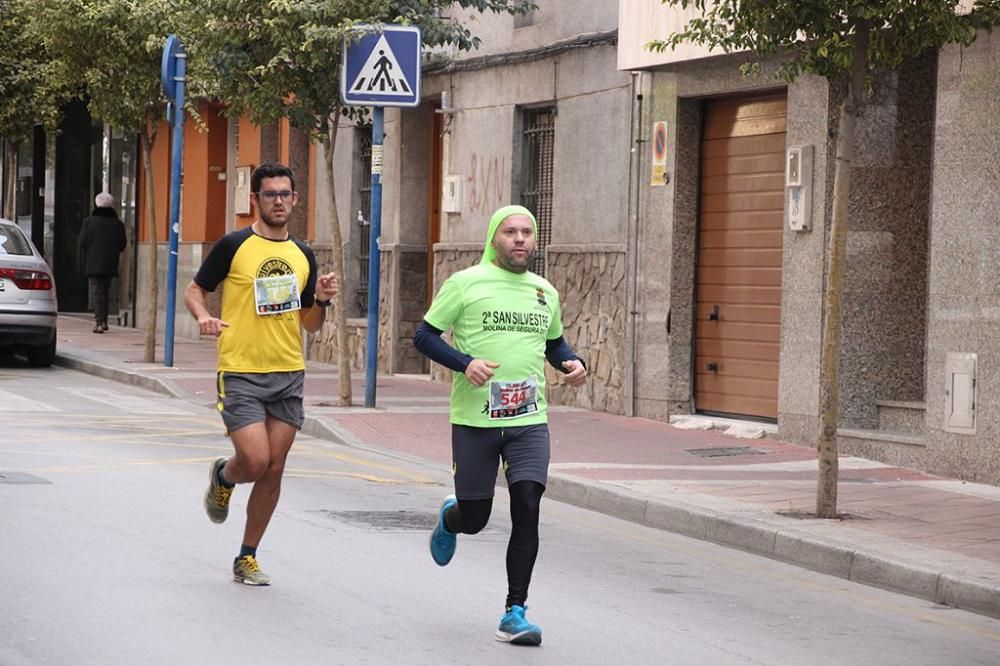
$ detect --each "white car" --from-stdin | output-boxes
[0,219,57,367]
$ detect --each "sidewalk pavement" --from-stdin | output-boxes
[53,314,1000,619]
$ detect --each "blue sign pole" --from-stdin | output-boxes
[162,36,186,367]
[342,24,420,408]
[364,108,384,408]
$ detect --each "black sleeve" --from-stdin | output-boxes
[117,220,127,251]
[545,336,586,373]
[294,239,319,308]
[194,228,250,292]
[413,320,474,373]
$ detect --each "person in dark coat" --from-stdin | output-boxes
[79,193,127,333]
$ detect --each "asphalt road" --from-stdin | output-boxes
[3,360,1000,665]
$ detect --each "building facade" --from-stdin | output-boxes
[0,100,138,321]
[339,1,633,410]
[618,1,1000,484]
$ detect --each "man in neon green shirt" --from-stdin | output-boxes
[414,205,587,646]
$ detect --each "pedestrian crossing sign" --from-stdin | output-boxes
[341,25,421,108]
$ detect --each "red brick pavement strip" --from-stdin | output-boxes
[52,314,1000,619]
[559,467,935,482]
[325,413,449,464]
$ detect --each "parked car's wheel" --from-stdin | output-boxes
[26,333,56,368]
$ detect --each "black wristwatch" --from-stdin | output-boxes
[315,298,332,308]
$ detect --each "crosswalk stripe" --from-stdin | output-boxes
[0,388,61,412]
[57,387,191,415]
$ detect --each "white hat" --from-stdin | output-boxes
[95,192,114,208]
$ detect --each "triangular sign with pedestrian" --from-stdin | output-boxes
[347,34,412,97]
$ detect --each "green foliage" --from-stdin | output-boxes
[187,0,535,141]
[0,0,65,142]
[29,0,186,136]
[648,1,1000,83]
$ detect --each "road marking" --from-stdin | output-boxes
[1,413,218,424]
[57,387,193,415]
[23,455,430,486]
[0,429,224,448]
[285,468,435,485]
[294,442,435,484]
[0,388,61,412]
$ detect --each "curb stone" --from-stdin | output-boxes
[54,354,180,398]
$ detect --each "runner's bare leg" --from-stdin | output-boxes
[242,415,297,548]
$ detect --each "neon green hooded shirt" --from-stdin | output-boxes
[425,205,561,427]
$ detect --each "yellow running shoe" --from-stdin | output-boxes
[233,555,271,586]
[204,457,233,523]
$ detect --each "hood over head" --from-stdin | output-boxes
[480,205,537,265]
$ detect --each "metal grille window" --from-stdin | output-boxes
[357,127,373,313]
[520,108,554,276]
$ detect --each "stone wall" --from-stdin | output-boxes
[921,30,1000,484]
[545,246,627,414]
[136,241,218,342]
[428,243,489,383]
[390,246,429,374]
[836,53,936,428]
[307,314,368,371]
[428,243,627,415]
[306,242,389,373]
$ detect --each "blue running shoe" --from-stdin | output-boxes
[429,494,458,566]
[495,605,542,646]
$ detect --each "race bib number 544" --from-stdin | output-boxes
[488,377,539,420]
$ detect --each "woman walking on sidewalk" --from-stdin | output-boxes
[184,162,337,586]
[78,193,127,333]
[414,205,588,645]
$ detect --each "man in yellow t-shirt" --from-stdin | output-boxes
[184,162,337,586]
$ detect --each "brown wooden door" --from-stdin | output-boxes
[695,94,786,419]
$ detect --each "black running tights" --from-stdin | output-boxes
[443,480,545,609]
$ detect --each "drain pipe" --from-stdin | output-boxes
[625,71,645,417]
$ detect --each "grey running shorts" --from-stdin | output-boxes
[216,370,305,433]
[451,423,550,500]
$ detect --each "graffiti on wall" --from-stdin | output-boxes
[466,154,506,214]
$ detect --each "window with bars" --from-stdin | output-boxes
[357,127,373,313]
[519,107,555,276]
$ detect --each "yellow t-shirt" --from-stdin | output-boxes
[194,227,318,373]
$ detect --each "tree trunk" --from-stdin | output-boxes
[324,111,353,406]
[141,129,159,364]
[816,27,869,518]
[3,142,17,221]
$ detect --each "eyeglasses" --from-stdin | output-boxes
[256,190,294,201]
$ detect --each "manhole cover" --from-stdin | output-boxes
[685,446,766,458]
[310,510,438,531]
[0,472,51,485]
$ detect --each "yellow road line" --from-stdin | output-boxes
[1,414,214,423]
[24,454,433,487]
[293,443,434,484]
[285,468,436,485]
[1,429,224,446]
